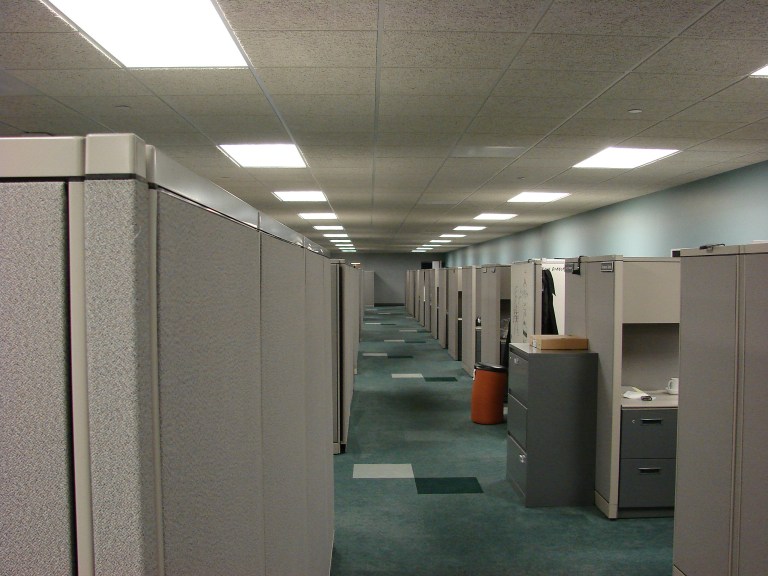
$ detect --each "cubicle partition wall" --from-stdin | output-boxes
[1,149,76,574]
[477,264,511,365]
[565,255,680,520]
[405,269,415,316]
[510,259,565,343]
[0,135,335,576]
[461,266,479,375]
[436,268,448,347]
[430,268,441,340]
[446,267,462,360]
[363,270,375,307]
[331,260,362,454]
[415,269,426,325]
[424,269,433,332]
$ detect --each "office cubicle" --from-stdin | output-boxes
[477,264,512,365]
[509,259,565,343]
[447,267,462,360]
[0,134,335,576]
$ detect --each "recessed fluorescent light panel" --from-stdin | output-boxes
[273,190,327,202]
[751,64,768,77]
[314,225,344,230]
[430,240,451,243]
[474,213,517,221]
[454,226,486,231]
[508,192,570,203]
[47,0,247,68]
[440,234,465,238]
[574,147,678,169]
[330,240,351,244]
[220,144,306,168]
[323,233,348,238]
[299,212,337,220]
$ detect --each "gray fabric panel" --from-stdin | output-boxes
[304,252,334,576]
[84,180,158,575]
[157,193,264,575]
[260,234,308,576]
[0,183,74,575]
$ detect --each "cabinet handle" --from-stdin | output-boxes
[638,467,661,475]
[640,418,663,425]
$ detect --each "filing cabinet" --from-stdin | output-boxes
[506,343,598,507]
[619,408,677,509]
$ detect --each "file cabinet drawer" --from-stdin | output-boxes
[507,353,528,404]
[506,434,527,497]
[507,393,527,449]
[621,409,677,459]
[619,458,676,508]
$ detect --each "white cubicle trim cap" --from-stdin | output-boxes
[258,212,305,247]
[85,134,146,179]
[145,145,261,231]
[0,136,85,178]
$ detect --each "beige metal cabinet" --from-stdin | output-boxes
[673,245,768,576]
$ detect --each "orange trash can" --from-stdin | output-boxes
[471,362,507,424]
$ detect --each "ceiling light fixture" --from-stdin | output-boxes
[47,0,247,68]
[508,192,570,203]
[574,147,678,169]
[273,190,326,202]
[323,233,348,238]
[751,64,768,77]
[454,226,486,231]
[220,144,306,168]
[429,240,451,243]
[298,212,337,220]
[330,239,352,243]
[314,225,344,230]
[440,234,466,238]
[474,213,517,221]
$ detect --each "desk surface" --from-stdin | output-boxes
[621,386,678,408]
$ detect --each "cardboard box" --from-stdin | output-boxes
[529,334,589,350]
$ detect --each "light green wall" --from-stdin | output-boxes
[445,160,768,266]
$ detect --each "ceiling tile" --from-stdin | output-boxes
[293,131,375,146]
[131,69,264,96]
[636,119,747,139]
[635,37,768,75]
[377,132,459,146]
[689,138,768,152]
[478,96,591,119]
[236,31,377,67]
[706,77,768,102]
[195,116,288,140]
[599,72,738,100]
[378,115,471,134]
[718,121,768,139]
[576,98,696,121]
[95,113,196,134]
[57,95,177,118]
[272,94,374,117]
[381,32,527,68]
[1,114,106,135]
[467,115,564,135]
[381,0,546,31]
[553,117,656,137]
[0,69,41,95]
[682,0,768,39]
[536,0,717,35]
[0,0,76,33]
[284,114,373,133]
[0,32,117,69]
[669,100,768,122]
[494,69,622,98]
[380,67,501,95]
[510,34,667,72]
[0,94,78,116]
[222,0,377,31]
[379,94,485,116]
[164,94,274,117]
[258,67,375,95]
[11,69,151,97]
[375,145,453,158]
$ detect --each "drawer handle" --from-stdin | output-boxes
[638,467,661,475]
[640,418,663,425]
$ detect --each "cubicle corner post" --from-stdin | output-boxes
[82,134,164,574]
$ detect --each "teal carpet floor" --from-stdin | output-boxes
[331,306,673,576]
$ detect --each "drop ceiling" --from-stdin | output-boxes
[2,0,768,253]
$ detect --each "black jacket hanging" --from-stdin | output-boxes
[541,268,558,335]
